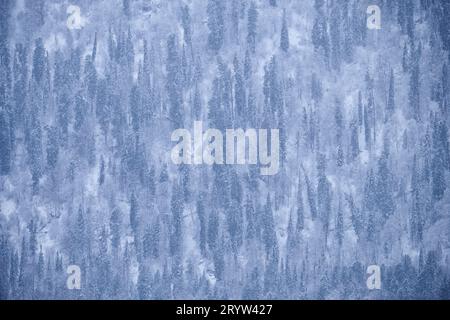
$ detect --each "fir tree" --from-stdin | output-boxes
[280,10,289,53]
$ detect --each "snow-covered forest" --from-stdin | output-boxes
[1,0,450,300]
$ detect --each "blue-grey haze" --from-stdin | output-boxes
[0,0,450,300]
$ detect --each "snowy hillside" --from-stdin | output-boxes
[1,0,450,299]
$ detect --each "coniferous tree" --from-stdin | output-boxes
[45,126,58,170]
[280,10,289,53]
[312,0,330,66]
[440,2,450,52]
[0,236,9,299]
[262,195,278,258]
[431,117,449,201]
[181,5,192,47]
[349,118,360,162]
[13,44,27,125]
[409,43,421,122]
[233,56,246,119]
[166,35,183,127]
[364,170,377,241]
[336,198,344,246]
[330,4,342,72]
[244,49,252,81]
[410,155,423,244]
[247,2,258,54]
[170,184,184,257]
[231,0,240,44]
[193,84,202,119]
[110,208,122,252]
[99,156,105,186]
[376,141,395,221]
[32,38,46,86]
[0,111,11,175]
[387,68,396,117]
[123,0,131,18]
[296,175,305,231]
[130,192,139,236]
[197,197,207,256]
[207,0,225,52]
[23,0,45,37]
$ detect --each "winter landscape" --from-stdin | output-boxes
[1,0,450,299]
